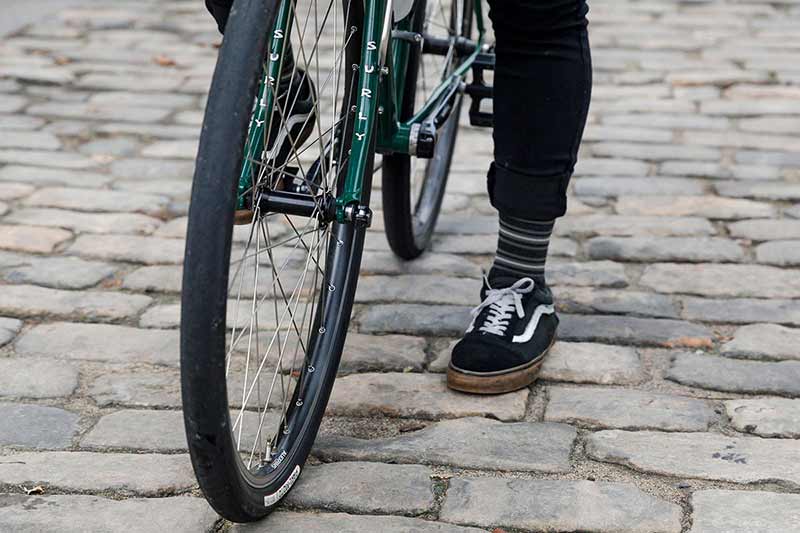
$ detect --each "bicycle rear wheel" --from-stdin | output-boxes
[181,0,369,522]
[382,0,473,259]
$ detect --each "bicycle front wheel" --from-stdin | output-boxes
[181,0,369,522]
[382,0,474,259]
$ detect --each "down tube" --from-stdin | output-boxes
[237,0,294,210]
[335,0,388,219]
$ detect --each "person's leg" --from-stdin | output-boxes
[448,0,591,394]
[205,0,233,33]
[488,0,592,286]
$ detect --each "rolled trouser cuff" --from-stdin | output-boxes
[487,163,569,219]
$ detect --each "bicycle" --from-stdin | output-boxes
[181,0,495,522]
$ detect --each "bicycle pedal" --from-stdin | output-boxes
[465,52,495,128]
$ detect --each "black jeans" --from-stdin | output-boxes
[205,0,592,220]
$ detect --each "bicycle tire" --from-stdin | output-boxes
[181,0,370,522]
[382,0,474,259]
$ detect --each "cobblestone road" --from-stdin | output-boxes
[1,0,800,531]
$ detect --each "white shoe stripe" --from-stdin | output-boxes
[512,303,556,343]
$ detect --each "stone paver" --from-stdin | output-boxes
[586,237,744,263]
[667,352,800,397]
[316,417,576,472]
[0,165,111,187]
[557,215,715,237]
[327,373,528,421]
[724,399,800,439]
[539,342,646,385]
[690,490,800,533]
[640,263,800,298]
[556,287,680,318]
[0,403,78,448]
[6,208,163,235]
[559,314,714,348]
[238,512,484,532]
[440,478,682,533]
[2,0,799,530]
[0,495,218,533]
[358,304,471,336]
[755,240,800,266]
[616,196,776,219]
[81,410,186,451]
[68,234,185,264]
[0,451,196,494]
[360,251,481,277]
[545,386,717,431]
[0,224,72,253]
[23,187,169,215]
[721,323,800,361]
[0,284,151,321]
[680,297,800,326]
[15,322,180,366]
[122,265,183,292]
[0,253,116,289]
[285,462,435,515]
[356,275,477,305]
[0,317,22,347]
[587,430,800,487]
[0,358,78,399]
[340,333,427,372]
[89,369,181,407]
[548,260,628,287]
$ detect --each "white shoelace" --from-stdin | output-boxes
[471,277,536,336]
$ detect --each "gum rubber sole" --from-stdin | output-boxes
[233,209,255,225]
[446,338,556,395]
[446,358,544,394]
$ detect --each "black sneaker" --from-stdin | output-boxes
[447,276,558,394]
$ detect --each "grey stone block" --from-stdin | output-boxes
[0,451,196,494]
[721,323,800,361]
[0,495,217,533]
[724,398,800,438]
[327,373,528,422]
[316,417,576,472]
[0,359,78,399]
[545,386,717,431]
[236,512,484,532]
[0,403,78,448]
[440,477,681,533]
[16,322,180,366]
[559,314,713,348]
[667,352,800,396]
[587,430,800,486]
[285,462,435,515]
[690,490,800,533]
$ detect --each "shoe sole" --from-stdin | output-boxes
[446,337,556,395]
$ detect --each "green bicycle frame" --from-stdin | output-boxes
[237,0,487,219]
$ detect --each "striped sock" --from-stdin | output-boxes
[489,214,555,286]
